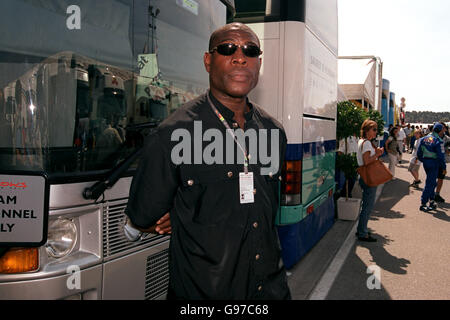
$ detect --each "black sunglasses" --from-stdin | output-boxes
[209,43,262,58]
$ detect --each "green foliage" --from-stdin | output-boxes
[336,153,358,180]
[336,101,365,142]
[366,109,385,137]
[405,111,450,123]
[337,101,385,143]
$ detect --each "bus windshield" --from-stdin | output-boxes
[0,0,226,179]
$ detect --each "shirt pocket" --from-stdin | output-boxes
[179,164,241,186]
[178,165,242,226]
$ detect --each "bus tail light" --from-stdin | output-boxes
[306,204,314,215]
[0,248,39,274]
[281,160,302,205]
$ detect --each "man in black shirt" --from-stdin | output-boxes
[126,22,290,299]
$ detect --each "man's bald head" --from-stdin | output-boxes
[208,22,260,51]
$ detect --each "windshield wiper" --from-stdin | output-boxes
[82,148,143,200]
[125,120,160,131]
[82,120,160,200]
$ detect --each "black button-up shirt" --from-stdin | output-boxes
[126,92,290,299]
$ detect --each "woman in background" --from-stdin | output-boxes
[408,130,423,187]
[385,126,399,178]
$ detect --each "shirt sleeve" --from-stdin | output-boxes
[361,140,374,157]
[436,139,447,170]
[417,138,424,162]
[125,131,179,229]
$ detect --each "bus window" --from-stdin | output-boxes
[0,0,227,179]
[0,0,233,301]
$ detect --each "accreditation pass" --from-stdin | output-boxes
[239,172,254,204]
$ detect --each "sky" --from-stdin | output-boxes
[338,0,450,112]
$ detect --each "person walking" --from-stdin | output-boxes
[409,125,416,153]
[408,130,423,187]
[404,124,411,152]
[397,125,406,163]
[385,126,399,178]
[356,120,384,242]
[125,22,291,300]
[417,123,447,212]
[435,122,450,202]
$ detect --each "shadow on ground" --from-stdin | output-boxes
[370,178,411,220]
[357,232,411,275]
[325,243,392,300]
[430,207,450,222]
[325,232,411,300]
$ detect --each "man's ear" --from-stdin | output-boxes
[204,52,211,73]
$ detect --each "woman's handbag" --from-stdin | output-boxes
[357,140,393,187]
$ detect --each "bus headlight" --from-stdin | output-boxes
[45,219,78,259]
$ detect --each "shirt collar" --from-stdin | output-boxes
[208,90,254,123]
[432,132,443,141]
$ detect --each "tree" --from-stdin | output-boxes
[405,111,450,123]
[366,108,385,137]
[336,101,365,142]
[336,101,365,199]
[336,102,385,199]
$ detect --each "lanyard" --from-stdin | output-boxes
[206,92,249,174]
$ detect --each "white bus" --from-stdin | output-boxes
[0,0,234,300]
[233,0,338,269]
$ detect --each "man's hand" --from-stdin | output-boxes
[155,212,172,234]
[128,212,171,235]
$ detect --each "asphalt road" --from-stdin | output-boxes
[325,152,450,300]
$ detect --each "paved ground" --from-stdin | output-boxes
[288,152,450,300]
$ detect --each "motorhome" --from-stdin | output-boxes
[233,0,338,268]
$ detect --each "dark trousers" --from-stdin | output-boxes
[421,159,439,205]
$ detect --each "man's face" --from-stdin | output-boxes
[204,27,262,98]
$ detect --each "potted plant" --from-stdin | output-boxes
[336,101,365,220]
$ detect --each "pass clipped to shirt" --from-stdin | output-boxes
[239,172,254,204]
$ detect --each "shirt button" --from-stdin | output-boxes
[255,254,260,260]
[187,179,194,186]
[253,222,258,228]
[227,171,233,178]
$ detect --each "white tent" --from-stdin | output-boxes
[338,58,377,109]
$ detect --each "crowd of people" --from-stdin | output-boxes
[339,120,449,243]
[384,122,449,204]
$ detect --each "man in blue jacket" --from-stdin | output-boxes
[417,122,447,211]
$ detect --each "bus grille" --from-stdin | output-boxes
[145,249,170,300]
[102,200,162,258]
